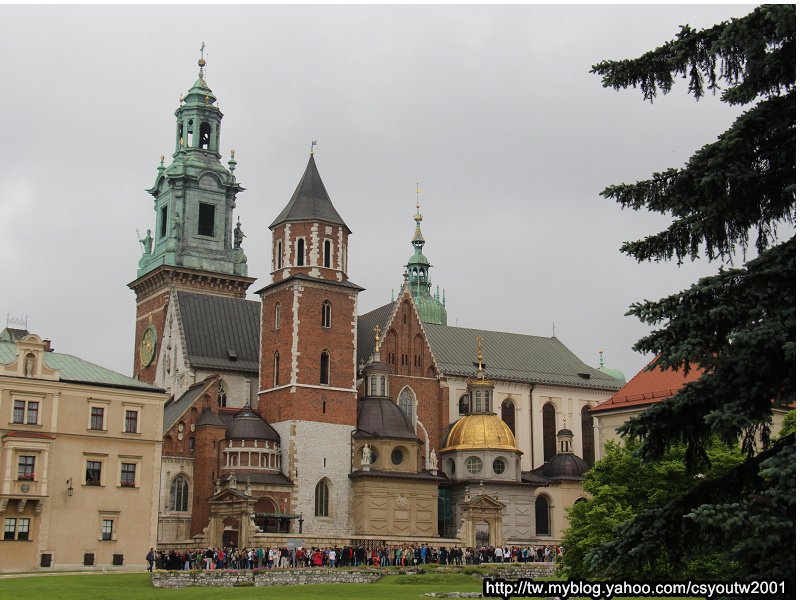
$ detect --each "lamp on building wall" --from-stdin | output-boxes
[66,477,74,497]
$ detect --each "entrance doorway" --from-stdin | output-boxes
[222,517,239,548]
[475,521,489,547]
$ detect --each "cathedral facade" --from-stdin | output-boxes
[133,58,624,550]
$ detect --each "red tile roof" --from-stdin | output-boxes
[592,357,705,413]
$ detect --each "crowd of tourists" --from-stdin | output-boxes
[146,544,563,571]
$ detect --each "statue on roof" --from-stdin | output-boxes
[361,443,372,467]
[233,218,245,249]
[138,229,153,255]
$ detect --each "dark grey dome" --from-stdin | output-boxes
[539,453,590,480]
[354,398,417,440]
[225,409,280,442]
[195,407,225,428]
[557,428,573,437]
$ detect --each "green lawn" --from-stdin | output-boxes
[0,572,702,600]
[0,573,481,600]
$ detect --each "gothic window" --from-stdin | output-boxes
[542,402,557,462]
[535,495,551,536]
[276,241,283,269]
[169,476,189,511]
[274,302,281,330]
[321,301,332,328]
[273,352,280,387]
[323,239,332,268]
[320,351,330,385]
[217,380,227,408]
[380,375,387,396]
[199,122,211,150]
[198,203,215,236]
[296,238,305,266]
[458,394,469,415]
[314,479,329,517]
[398,386,415,425]
[501,399,516,436]
[160,205,168,238]
[581,405,595,465]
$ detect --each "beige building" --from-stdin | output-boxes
[0,330,165,572]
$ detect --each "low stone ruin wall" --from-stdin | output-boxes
[150,563,557,588]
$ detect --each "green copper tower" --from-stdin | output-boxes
[137,49,248,278]
[405,197,447,325]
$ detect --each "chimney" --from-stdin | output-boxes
[43,339,53,352]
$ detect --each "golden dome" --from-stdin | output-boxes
[443,414,520,453]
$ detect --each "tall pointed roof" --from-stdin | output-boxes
[270,154,350,232]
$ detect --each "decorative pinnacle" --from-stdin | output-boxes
[599,349,605,367]
[178,93,184,105]
[373,325,381,353]
[228,149,237,173]
[310,140,318,155]
[158,155,165,172]
[198,41,206,77]
[414,183,423,222]
[476,336,484,375]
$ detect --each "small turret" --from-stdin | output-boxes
[404,190,447,325]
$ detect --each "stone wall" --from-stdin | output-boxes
[150,563,557,588]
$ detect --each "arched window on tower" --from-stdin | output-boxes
[314,479,329,517]
[398,386,416,425]
[187,119,194,147]
[581,405,595,465]
[274,302,281,330]
[169,476,190,512]
[542,402,556,462]
[321,301,332,328]
[276,240,283,270]
[501,398,516,436]
[296,238,305,266]
[458,394,469,415]
[324,239,332,268]
[199,122,211,150]
[320,351,330,385]
[535,494,551,536]
[217,380,227,408]
[273,352,280,387]
[483,390,491,413]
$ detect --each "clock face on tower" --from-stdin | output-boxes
[140,325,157,368]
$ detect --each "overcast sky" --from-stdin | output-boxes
[1,4,760,382]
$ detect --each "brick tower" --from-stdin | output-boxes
[129,52,255,383]
[257,152,363,535]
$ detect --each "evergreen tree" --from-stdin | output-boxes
[561,439,744,579]
[587,5,795,584]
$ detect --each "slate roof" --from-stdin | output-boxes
[163,377,216,434]
[177,291,260,374]
[592,357,705,413]
[0,341,162,392]
[269,154,350,232]
[356,304,624,392]
[530,453,591,482]
[226,408,280,442]
[356,302,396,367]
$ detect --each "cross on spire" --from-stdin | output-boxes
[198,41,207,77]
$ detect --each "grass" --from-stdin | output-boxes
[0,572,703,600]
[0,572,481,600]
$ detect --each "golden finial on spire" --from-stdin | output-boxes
[476,335,484,372]
[414,183,423,222]
[198,41,206,70]
[179,93,184,105]
[373,325,381,353]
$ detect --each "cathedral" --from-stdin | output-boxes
[131,56,625,550]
